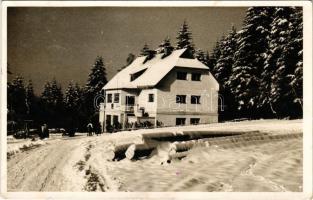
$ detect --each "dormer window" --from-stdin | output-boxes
[130,69,147,81]
[177,72,187,80]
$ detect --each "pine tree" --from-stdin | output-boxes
[140,43,156,63]
[289,8,303,115]
[84,56,108,119]
[7,76,27,119]
[140,43,150,56]
[64,82,84,131]
[212,26,238,120]
[176,21,195,56]
[204,51,212,70]
[24,79,42,123]
[195,49,206,63]
[41,79,63,106]
[126,53,136,66]
[229,7,274,118]
[39,81,52,125]
[158,37,174,57]
[264,7,301,118]
[65,82,75,109]
[41,82,52,104]
[65,81,82,110]
[215,26,237,86]
[25,80,35,115]
[194,49,210,68]
[85,56,108,95]
[158,37,168,53]
[210,40,223,73]
[50,79,63,106]
[64,82,76,133]
[40,79,64,127]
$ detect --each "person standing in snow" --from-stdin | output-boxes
[94,121,101,136]
[87,122,93,136]
[40,125,44,139]
[41,123,49,139]
[44,124,49,138]
[24,123,29,139]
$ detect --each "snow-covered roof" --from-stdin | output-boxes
[103,48,212,90]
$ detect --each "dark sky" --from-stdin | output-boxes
[8,7,247,94]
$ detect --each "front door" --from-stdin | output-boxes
[106,115,111,125]
[113,115,119,124]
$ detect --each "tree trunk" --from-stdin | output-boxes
[142,130,248,142]
[125,140,159,160]
[105,143,134,161]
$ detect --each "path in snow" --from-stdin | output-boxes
[7,137,93,191]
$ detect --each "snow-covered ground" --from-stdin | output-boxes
[7,133,87,159]
[7,119,303,192]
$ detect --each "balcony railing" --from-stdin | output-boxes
[125,105,145,117]
[125,105,135,112]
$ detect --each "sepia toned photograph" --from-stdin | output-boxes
[1,1,312,198]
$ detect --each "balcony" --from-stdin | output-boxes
[125,105,135,113]
[125,104,145,117]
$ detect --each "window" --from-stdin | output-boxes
[191,95,201,104]
[126,96,135,105]
[148,94,154,102]
[177,72,187,80]
[176,95,186,104]
[107,94,112,103]
[190,118,200,125]
[176,118,186,126]
[191,73,201,81]
[114,93,120,103]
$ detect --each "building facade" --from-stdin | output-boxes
[99,49,219,131]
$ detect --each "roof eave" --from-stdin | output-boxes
[137,85,154,89]
[103,87,139,91]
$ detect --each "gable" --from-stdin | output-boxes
[156,67,219,91]
[179,49,195,59]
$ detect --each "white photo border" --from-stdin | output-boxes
[1,1,312,199]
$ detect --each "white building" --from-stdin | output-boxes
[99,48,219,131]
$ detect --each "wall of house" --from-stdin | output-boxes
[137,88,158,117]
[156,67,219,122]
[100,67,220,131]
[105,89,138,112]
[156,113,218,127]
